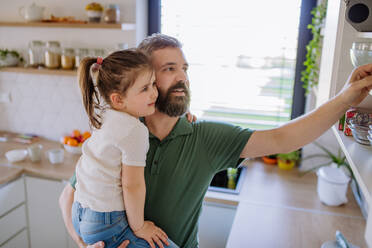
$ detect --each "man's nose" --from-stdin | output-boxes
[176,69,187,82]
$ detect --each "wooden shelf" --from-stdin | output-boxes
[0,21,136,30]
[0,67,77,76]
[332,126,372,207]
[357,32,372,39]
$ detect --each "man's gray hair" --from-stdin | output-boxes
[138,33,182,56]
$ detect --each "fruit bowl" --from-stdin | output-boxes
[64,144,82,154]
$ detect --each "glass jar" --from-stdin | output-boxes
[45,41,61,69]
[61,48,75,70]
[28,40,45,67]
[103,4,120,23]
[75,48,89,69]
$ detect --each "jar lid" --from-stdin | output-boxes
[63,48,75,53]
[29,40,44,46]
[107,4,119,9]
[46,41,61,47]
[317,167,350,185]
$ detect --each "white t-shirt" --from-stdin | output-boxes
[74,109,149,212]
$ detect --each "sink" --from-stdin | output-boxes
[208,167,246,195]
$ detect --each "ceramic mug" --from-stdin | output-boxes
[47,148,64,164]
[27,144,43,162]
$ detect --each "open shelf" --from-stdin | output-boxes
[0,21,136,30]
[332,126,372,207]
[0,67,76,76]
[357,32,372,39]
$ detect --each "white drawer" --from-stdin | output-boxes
[0,204,27,245]
[1,229,28,248]
[0,178,25,216]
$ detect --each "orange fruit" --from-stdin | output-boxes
[62,136,70,145]
[67,138,79,147]
[72,129,81,138]
[82,131,91,141]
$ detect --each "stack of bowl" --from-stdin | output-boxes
[350,42,372,67]
[348,119,371,145]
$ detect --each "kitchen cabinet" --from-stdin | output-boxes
[0,177,28,247]
[198,201,237,248]
[317,0,372,246]
[25,176,69,248]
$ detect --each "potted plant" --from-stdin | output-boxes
[0,49,23,67]
[261,154,278,165]
[302,142,359,207]
[277,150,300,170]
[85,2,104,23]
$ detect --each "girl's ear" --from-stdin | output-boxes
[110,93,126,110]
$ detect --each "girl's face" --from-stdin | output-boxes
[120,70,158,118]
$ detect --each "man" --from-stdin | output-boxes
[60,34,372,248]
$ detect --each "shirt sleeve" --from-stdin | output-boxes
[117,124,149,166]
[200,121,254,172]
[70,173,77,189]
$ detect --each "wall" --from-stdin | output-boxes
[0,0,147,141]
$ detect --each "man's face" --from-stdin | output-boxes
[151,47,190,117]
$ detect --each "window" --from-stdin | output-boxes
[161,0,302,129]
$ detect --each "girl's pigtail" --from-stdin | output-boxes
[78,57,102,129]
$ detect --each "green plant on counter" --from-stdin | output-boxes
[0,49,24,62]
[301,142,353,179]
[301,0,328,94]
[277,150,300,163]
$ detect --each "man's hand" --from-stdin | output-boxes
[87,240,130,248]
[337,63,372,107]
[134,221,169,248]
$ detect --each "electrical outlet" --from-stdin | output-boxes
[0,92,11,103]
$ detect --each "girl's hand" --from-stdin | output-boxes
[186,111,197,123]
[337,64,372,107]
[134,221,169,248]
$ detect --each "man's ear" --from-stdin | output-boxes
[110,93,126,109]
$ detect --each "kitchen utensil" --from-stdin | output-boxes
[19,3,45,22]
[317,167,350,206]
[5,149,28,163]
[27,144,43,162]
[47,148,64,164]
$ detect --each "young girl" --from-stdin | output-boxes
[72,50,179,248]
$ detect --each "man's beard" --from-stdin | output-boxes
[156,81,191,117]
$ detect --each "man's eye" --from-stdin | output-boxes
[165,67,175,71]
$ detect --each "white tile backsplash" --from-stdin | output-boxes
[0,72,90,141]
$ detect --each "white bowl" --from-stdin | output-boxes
[5,149,28,162]
[64,144,82,154]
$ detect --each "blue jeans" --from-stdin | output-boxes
[72,202,179,248]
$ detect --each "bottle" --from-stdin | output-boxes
[28,40,45,67]
[45,41,61,69]
[103,4,120,23]
[61,48,75,70]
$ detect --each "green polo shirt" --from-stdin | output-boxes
[70,117,253,248]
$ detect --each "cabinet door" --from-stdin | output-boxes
[198,201,237,248]
[1,229,28,248]
[25,176,68,248]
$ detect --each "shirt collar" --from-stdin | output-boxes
[140,116,193,140]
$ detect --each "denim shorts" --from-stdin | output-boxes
[72,202,179,248]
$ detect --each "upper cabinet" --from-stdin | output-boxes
[318,0,372,246]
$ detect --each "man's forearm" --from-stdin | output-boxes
[59,184,87,248]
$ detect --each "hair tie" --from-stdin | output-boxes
[97,57,103,65]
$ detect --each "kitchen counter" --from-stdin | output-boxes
[0,132,80,182]
[0,132,367,247]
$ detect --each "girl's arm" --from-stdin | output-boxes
[122,165,169,248]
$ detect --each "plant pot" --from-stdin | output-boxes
[316,166,350,206]
[277,158,295,170]
[0,54,20,67]
[262,156,277,165]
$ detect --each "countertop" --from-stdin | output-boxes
[0,132,367,247]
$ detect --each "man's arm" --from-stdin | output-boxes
[59,184,87,248]
[240,64,372,158]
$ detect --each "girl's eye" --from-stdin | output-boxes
[142,86,148,92]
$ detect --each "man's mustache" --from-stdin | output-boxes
[168,81,189,93]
